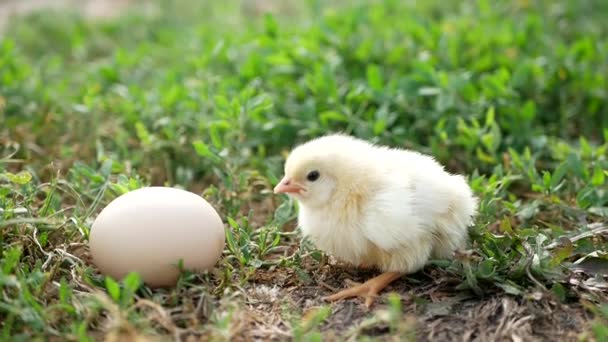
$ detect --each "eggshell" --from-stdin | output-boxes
[89,186,225,287]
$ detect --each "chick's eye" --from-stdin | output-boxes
[306,170,320,182]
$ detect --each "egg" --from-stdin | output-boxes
[89,186,225,287]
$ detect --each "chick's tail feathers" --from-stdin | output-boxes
[430,174,478,259]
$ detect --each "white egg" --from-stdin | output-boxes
[89,186,225,287]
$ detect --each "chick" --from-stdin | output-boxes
[273,133,478,307]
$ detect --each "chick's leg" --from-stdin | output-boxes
[323,271,402,308]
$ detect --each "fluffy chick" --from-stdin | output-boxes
[274,133,478,307]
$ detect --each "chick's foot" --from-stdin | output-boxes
[323,271,402,308]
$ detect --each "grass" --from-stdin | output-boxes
[1,0,608,340]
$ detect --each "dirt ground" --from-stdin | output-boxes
[238,262,592,341]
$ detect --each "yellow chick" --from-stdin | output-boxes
[274,133,478,307]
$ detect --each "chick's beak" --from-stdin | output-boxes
[274,177,304,194]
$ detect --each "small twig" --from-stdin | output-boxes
[0,146,21,162]
[131,299,178,334]
[318,280,339,292]
[32,227,54,269]
[54,249,86,266]
[521,241,547,290]
[0,218,58,229]
[0,207,28,215]
[41,254,54,270]
[71,268,95,292]
[195,292,209,319]
[545,223,608,250]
